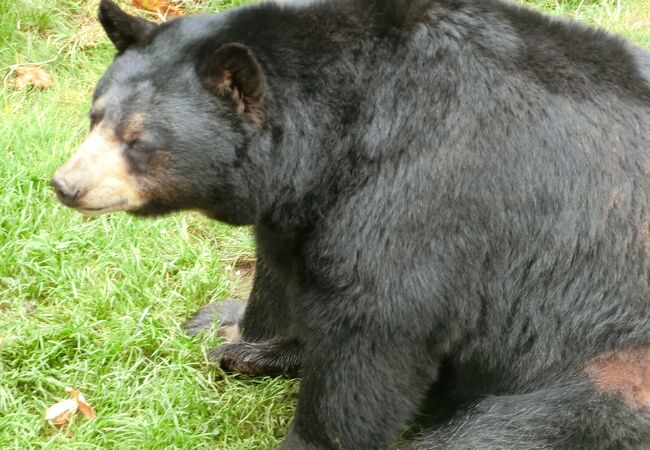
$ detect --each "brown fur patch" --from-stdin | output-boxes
[122,113,145,143]
[243,98,265,124]
[586,346,650,408]
[218,71,265,124]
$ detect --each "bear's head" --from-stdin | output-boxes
[51,0,269,225]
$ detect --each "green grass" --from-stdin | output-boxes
[1,0,649,448]
[520,0,650,47]
[1,1,296,448]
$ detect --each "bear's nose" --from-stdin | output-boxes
[50,177,85,207]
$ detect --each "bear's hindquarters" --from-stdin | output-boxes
[405,353,650,449]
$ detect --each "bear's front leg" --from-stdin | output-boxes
[183,227,297,344]
[276,302,440,450]
[239,247,294,341]
[185,227,304,377]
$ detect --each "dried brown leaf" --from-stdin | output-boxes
[10,66,53,90]
[44,399,78,428]
[45,387,96,430]
[76,393,97,421]
[77,401,97,421]
[132,0,183,16]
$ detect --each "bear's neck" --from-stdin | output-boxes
[228,0,413,231]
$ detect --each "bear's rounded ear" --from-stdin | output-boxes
[197,43,265,124]
[99,0,157,53]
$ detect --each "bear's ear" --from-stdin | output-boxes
[198,43,265,124]
[99,0,157,53]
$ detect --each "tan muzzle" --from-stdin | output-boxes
[51,126,145,215]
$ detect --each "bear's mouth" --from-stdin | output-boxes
[77,199,128,216]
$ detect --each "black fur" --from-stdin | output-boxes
[85,0,650,448]
[98,0,157,53]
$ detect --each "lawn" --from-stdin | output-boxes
[1,0,649,448]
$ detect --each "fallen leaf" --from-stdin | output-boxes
[66,387,97,421]
[45,387,96,430]
[9,66,53,90]
[45,399,78,428]
[132,0,183,16]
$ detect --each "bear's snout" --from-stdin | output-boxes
[51,127,146,215]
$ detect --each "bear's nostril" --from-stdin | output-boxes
[50,177,66,196]
[50,177,84,206]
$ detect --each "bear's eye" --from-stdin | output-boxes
[88,110,103,129]
[122,125,142,147]
[123,132,142,148]
[125,139,140,149]
[124,138,149,155]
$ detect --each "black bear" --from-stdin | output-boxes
[51,0,650,448]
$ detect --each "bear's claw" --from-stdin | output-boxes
[208,339,303,377]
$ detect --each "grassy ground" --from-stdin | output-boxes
[1,0,649,448]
